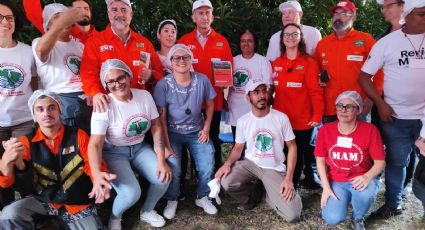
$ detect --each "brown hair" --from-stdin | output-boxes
[279,23,307,57]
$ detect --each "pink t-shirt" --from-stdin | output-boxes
[314,121,385,182]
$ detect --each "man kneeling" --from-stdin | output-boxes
[0,90,114,229]
[215,80,302,222]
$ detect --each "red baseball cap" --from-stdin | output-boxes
[330,0,357,14]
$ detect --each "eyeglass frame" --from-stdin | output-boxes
[0,14,15,23]
[283,32,301,39]
[105,74,128,88]
[335,103,359,112]
[332,11,354,18]
[170,54,191,63]
[380,2,403,11]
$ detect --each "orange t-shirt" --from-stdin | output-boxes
[80,25,164,96]
[0,125,106,215]
[272,53,324,130]
[314,29,383,116]
[178,29,233,111]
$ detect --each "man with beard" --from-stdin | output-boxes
[23,0,97,44]
[32,3,92,133]
[314,0,383,123]
[215,80,302,223]
[359,0,425,219]
[0,90,113,229]
[80,0,163,113]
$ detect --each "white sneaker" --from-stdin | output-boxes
[163,200,178,219]
[140,210,166,228]
[195,196,218,215]
[107,218,121,230]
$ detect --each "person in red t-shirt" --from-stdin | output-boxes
[271,23,324,189]
[314,91,385,229]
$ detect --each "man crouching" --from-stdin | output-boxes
[0,90,115,229]
[215,80,302,222]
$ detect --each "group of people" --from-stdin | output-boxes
[0,0,424,229]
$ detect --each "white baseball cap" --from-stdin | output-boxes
[192,0,213,12]
[245,79,269,96]
[279,0,303,12]
[105,0,131,8]
[402,0,425,18]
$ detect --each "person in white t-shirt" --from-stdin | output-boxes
[358,0,425,219]
[32,3,91,133]
[0,0,37,210]
[266,0,322,62]
[227,29,273,137]
[215,79,302,222]
[88,59,172,229]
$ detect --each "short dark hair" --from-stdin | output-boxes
[279,23,307,57]
[0,0,23,36]
[239,29,259,52]
[67,0,91,7]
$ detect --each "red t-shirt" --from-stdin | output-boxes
[314,121,385,182]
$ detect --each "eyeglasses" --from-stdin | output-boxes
[380,2,401,11]
[335,103,358,112]
[283,32,300,38]
[0,14,15,23]
[332,11,354,18]
[105,75,127,87]
[171,55,191,63]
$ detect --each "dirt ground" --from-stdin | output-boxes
[126,144,425,230]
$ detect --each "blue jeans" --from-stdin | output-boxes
[380,118,421,209]
[164,131,215,200]
[322,178,380,225]
[103,141,170,218]
[59,92,92,134]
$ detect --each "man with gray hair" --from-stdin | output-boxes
[32,3,92,134]
[0,90,114,229]
[80,0,163,113]
[359,0,425,219]
[266,0,322,61]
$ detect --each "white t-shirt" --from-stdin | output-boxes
[266,25,322,62]
[235,109,295,172]
[0,42,37,126]
[361,29,425,119]
[91,89,159,146]
[32,38,83,93]
[226,53,273,126]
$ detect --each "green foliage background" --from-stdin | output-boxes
[15,0,387,55]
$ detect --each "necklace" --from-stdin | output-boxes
[172,74,196,115]
[404,33,425,58]
[338,122,357,136]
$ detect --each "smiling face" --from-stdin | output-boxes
[170,49,192,74]
[33,97,61,129]
[157,23,177,49]
[240,31,255,57]
[282,25,301,50]
[108,1,133,31]
[105,69,131,99]
[0,4,15,39]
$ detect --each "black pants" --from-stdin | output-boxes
[231,126,245,159]
[209,111,223,172]
[291,129,314,188]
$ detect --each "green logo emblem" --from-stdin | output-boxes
[66,55,82,75]
[233,70,249,88]
[354,40,365,46]
[0,64,24,89]
[125,115,150,137]
[255,132,273,151]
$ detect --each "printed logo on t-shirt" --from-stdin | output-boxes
[254,130,273,152]
[123,114,151,138]
[0,63,25,89]
[354,40,365,47]
[328,143,364,170]
[64,55,82,76]
[233,67,250,91]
